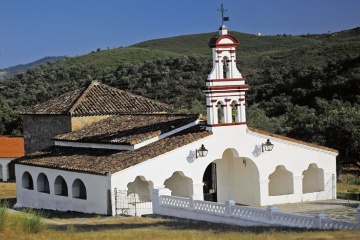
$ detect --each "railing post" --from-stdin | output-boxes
[151,187,172,215]
[267,206,278,223]
[357,205,360,226]
[189,195,195,210]
[315,213,326,229]
[114,188,117,217]
[225,200,235,217]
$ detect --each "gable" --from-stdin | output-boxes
[21,81,170,116]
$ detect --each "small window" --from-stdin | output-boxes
[217,101,224,123]
[22,171,34,190]
[37,173,50,194]
[54,176,68,196]
[72,179,87,200]
[223,56,229,79]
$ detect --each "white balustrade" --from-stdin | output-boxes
[194,200,226,215]
[160,195,190,208]
[152,189,360,230]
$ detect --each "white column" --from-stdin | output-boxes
[192,182,204,200]
[293,175,303,202]
[240,100,246,122]
[225,100,232,123]
[3,166,9,182]
[259,179,270,206]
[235,104,241,122]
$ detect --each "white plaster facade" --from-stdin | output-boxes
[15,164,110,214]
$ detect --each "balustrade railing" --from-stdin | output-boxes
[154,190,360,230]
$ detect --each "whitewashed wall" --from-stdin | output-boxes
[111,124,337,213]
[15,165,110,215]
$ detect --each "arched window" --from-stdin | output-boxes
[54,176,68,196]
[217,101,224,123]
[303,164,324,193]
[127,176,152,198]
[230,100,238,123]
[22,171,34,190]
[268,166,294,196]
[72,179,87,200]
[164,171,193,198]
[223,56,229,79]
[37,173,50,194]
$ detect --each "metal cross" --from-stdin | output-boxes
[217,3,229,25]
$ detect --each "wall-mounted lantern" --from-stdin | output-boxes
[196,144,208,158]
[262,139,274,152]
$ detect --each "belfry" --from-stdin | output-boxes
[203,25,250,127]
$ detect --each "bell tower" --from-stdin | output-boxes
[203,25,250,127]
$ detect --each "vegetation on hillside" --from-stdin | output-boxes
[0,27,359,168]
[0,56,65,80]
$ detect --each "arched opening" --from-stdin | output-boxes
[217,101,225,123]
[22,171,34,190]
[268,166,294,196]
[37,173,50,194]
[214,149,260,205]
[0,164,2,180]
[223,56,229,79]
[127,176,153,199]
[54,176,68,196]
[203,163,217,202]
[72,179,87,200]
[303,164,324,193]
[230,100,239,123]
[164,171,193,198]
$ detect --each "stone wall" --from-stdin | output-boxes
[71,115,111,131]
[22,115,71,155]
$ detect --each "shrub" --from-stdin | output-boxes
[20,209,46,233]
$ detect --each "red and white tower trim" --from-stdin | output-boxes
[203,25,250,127]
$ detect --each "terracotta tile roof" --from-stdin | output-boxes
[0,136,25,158]
[21,81,170,116]
[53,114,200,145]
[247,127,338,154]
[16,125,212,175]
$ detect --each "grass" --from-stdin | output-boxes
[20,208,46,233]
[1,182,360,239]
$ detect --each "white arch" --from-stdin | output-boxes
[268,165,294,196]
[37,173,50,194]
[164,171,193,198]
[54,175,68,196]
[303,163,324,193]
[72,178,87,200]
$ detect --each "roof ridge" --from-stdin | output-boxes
[68,81,98,115]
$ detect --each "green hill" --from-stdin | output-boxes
[0,56,65,80]
[0,27,359,166]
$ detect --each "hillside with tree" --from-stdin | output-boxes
[0,27,359,168]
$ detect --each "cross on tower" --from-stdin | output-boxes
[218,3,229,25]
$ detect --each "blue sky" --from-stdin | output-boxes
[1,0,359,69]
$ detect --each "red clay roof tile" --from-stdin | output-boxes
[16,125,212,175]
[0,136,25,158]
[21,81,170,116]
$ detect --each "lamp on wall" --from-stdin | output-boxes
[196,144,208,158]
[262,139,274,152]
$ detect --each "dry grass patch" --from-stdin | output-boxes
[0,182,16,199]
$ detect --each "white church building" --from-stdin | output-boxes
[14,25,338,215]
